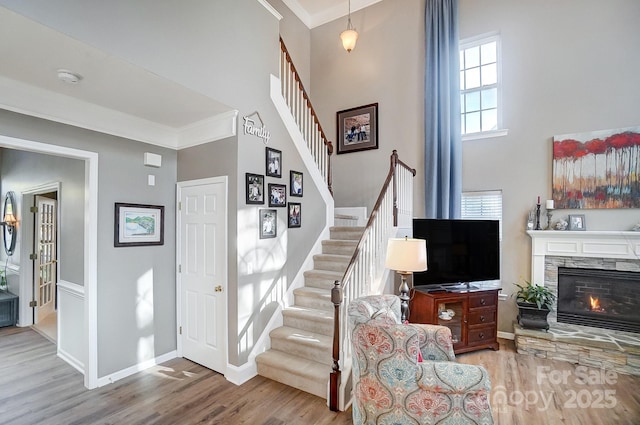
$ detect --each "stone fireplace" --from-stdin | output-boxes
[515,230,640,376]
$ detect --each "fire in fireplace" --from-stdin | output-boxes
[557,267,640,333]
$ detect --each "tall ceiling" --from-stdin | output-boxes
[283,0,382,28]
[0,0,381,148]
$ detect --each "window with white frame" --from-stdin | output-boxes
[460,34,502,137]
[461,190,503,239]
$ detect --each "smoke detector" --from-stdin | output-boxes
[57,69,83,84]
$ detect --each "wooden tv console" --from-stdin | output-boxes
[408,286,500,354]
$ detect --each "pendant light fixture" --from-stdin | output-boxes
[340,0,358,53]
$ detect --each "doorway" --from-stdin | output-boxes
[0,135,99,389]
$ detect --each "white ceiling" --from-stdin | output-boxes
[0,1,381,148]
[283,0,382,28]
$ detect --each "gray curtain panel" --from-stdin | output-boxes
[424,0,462,219]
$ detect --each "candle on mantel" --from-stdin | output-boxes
[537,196,540,205]
[546,199,555,210]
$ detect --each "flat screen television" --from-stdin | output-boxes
[412,218,500,288]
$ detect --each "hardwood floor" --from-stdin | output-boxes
[457,339,640,425]
[1,327,639,424]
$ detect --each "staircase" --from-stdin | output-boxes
[255,226,363,397]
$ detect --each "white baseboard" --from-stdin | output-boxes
[225,361,257,386]
[97,350,177,387]
[57,347,85,374]
[497,331,515,340]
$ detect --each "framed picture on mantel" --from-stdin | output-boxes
[568,214,586,231]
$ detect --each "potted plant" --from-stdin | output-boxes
[514,281,556,330]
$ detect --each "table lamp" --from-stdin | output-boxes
[385,237,428,322]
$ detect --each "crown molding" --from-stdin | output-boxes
[0,75,237,150]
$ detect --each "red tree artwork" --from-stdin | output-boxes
[552,127,640,208]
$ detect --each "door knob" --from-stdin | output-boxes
[215,285,223,292]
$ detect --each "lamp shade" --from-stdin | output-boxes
[340,28,358,52]
[2,213,16,225]
[385,237,427,273]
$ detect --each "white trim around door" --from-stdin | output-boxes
[0,135,99,389]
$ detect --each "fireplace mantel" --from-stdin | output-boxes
[527,230,640,286]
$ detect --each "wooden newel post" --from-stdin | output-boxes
[329,280,343,411]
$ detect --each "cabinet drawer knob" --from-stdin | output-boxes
[480,298,486,305]
[480,315,485,322]
[479,332,485,339]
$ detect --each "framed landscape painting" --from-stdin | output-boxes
[336,103,378,154]
[114,203,164,247]
[553,126,640,208]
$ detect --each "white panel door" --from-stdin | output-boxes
[35,196,57,322]
[179,179,227,373]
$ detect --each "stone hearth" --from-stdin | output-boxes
[515,323,640,376]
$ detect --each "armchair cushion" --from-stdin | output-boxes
[349,295,493,425]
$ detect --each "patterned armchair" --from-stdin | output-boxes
[348,295,493,425]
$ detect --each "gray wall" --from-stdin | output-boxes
[459,0,640,332]
[310,0,426,216]
[0,148,85,287]
[270,0,312,91]
[0,109,178,377]
[1,0,330,371]
[309,0,640,334]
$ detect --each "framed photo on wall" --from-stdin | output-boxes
[266,147,282,178]
[268,183,287,207]
[288,203,301,228]
[290,170,303,197]
[246,173,264,204]
[114,203,164,247]
[336,103,378,154]
[259,209,277,239]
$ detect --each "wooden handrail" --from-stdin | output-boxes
[279,38,333,194]
[329,150,416,411]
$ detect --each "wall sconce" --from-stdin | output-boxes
[340,0,358,52]
[385,237,428,322]
[1,191,18,256]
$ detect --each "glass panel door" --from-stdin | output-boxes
[436,300,465,346]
